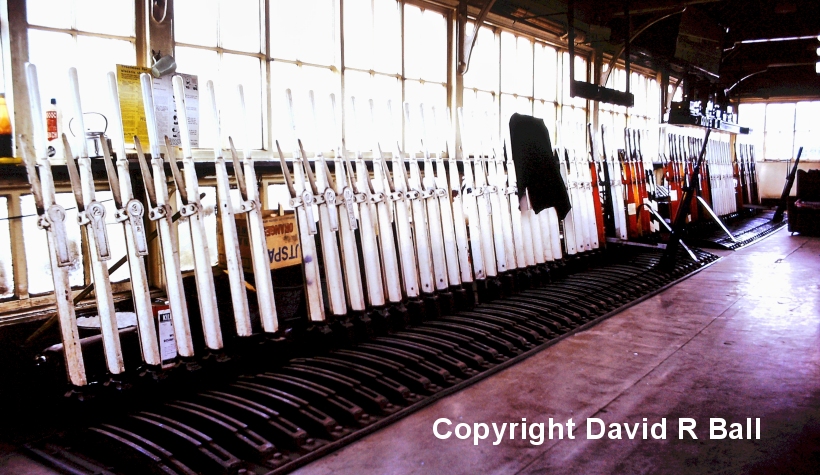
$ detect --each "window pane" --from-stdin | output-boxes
[76,0,134,36]
[462,90,496,153]
[463,25,498,92]
[266,184,292,211]
[373,0,402,73]
[534,43,557,102]
[533,100,556,144]
[343,0,374,70]
[175,47,219,149]
[796,101,820,160]
[344,0,401,73]
[27,30,78,129]
[0,197,12,299]
[175,0,218,47]
[27,0,72,29]
[220,54,264,150]
[765,103,795,160]
[404,80,446,149]
[221,0,262,52]
[500,32,533,96]
[344,70,402,152]
[271,0,337,65]
[75,36,135,130]
[176,187,218,271]
[270,62,341,152]
[738,103,765,153]
[404,5,446,82]
[22,193,85,293]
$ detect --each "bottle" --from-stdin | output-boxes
[0,93,16,164]
[46,98,63,163]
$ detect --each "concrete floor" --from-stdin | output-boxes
[2,229,818,474]
[295,229,820,475]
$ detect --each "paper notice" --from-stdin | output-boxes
[115,65,199,150]
[156,308,177,367]
[116,65,150,148]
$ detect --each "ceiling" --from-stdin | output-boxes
[478,0,820,100]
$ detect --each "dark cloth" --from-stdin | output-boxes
[508,113,571,218]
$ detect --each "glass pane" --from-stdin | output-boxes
[270,62,341,153]
[794,131,820,160]
[344,0,401,73]
[463,25,498,92]
[404,80,446,150]
[343,70,402,153]
[795,101,820,132]
[76,0,135,36]
[738,102,765,149]
[343,0,374,71]
[75,36,136,133]
[27,31,78,132]
[221,0,262,52]
[96,191,128,282]
[533,100,557,146]
[27,0,72,29]
[373,0,402,73]
[500,32,533,96]
[404,5,446,82]
[175,0,218,47]
[29,34,135,154]
[462,90,496,153]
[175,47,219,149]
[176,186,218,271]
[271,0,337,65]
[0,197,12,299]
[795,101,820,159]
[534,43,557,102]
[22,193,85,293]
[266,184,293,211]
[220,54,264,150]
[764,103,795,159]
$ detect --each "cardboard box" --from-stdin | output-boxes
[220,211,302,273]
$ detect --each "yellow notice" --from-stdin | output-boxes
[116,65,151,148]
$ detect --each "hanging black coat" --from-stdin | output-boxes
[508,113,571,219]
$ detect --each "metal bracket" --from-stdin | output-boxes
[341,187,358,230]
[117,199,149,256]
[148,204,169,221]
[369,192,385,204]
[324,188,339,231]
[43,204,72,267]
[179,203,198,218]
[83,201,111,261]
[298,190,318,235]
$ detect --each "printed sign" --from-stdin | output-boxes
[155,306,177,367]
[115,65,199,149]
[222,212,302,272]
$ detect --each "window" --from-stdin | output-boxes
[175,0,265,151]
[533,42,559,142]
[738,101,819,160]
[26,0,136,151]
[20,193,84,294]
